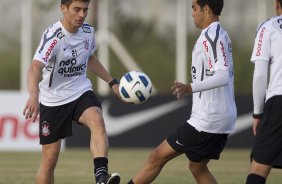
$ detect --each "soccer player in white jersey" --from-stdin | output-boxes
[127,0,236,183]
[246,1,282,183]
[23,0,120,184]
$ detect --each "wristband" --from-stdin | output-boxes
[252,113,262,119]
[109,78,119,87]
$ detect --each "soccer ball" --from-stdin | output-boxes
[119,71,152,104]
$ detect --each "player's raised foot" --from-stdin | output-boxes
[97,173,120,184]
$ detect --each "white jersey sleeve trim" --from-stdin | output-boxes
[253,59,268,114]
[191,69,229,93]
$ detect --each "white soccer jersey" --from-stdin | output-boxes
[251,15,282,102]
[188,22,237,134]
[33,21,96,106]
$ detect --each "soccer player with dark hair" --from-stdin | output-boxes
[23,0,120,183]
[127,0,236,183]
[246,0,282,183]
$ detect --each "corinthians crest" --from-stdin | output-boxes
[41,121,50,136]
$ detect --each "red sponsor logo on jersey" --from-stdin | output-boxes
[220,41,227,66]
[203,40,209,52]
[208,57,213,68]
[203,40,213,68]
[256,27,266,56]
[42,39,58,62]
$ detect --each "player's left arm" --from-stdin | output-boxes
[87,55,120,97]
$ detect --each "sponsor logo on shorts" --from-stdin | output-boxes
[41,121,50,137]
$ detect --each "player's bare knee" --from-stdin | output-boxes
[84,109,105,129]
[42,156,58,172]
[189,161,207,174]
[147,149,164,166]
[89,116,106,131]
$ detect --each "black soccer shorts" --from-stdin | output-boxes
[39,90,102,145]
[251,95,282,169]
[167,122,228,162]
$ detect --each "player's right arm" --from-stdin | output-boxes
[23,60,45,122]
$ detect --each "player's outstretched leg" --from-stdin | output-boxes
[128,139,179,184]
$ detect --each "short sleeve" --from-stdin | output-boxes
[251,25,270,63]
[33,28,59,65]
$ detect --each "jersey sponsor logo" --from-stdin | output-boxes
[205,69,214,76]
[83,39,89,50]
[256,27,266,56]
[39,27,62,54]
[203,40,213,68]
[56,31,65,39]
[46,66,53,72]
[192,66,196,79]
[208,57,213,68]
[219,41,227,67]
[58,58,87,77]
[82,26,91,33]
[42,39,58,62]
[228,43,232,53]
[203,40,209,52]
[41,121,50,137]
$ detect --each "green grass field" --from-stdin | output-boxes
[0,148,281,184]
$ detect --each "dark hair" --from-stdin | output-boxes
[197,0,224,16]
[279,0,282,7]
[61,0,90,7]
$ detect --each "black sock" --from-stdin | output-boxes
[94,157,108,181]
[246,173,266,184]
[128,179,134,184]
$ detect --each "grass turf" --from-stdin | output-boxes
[0,148,281,184]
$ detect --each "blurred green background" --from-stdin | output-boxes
[0,0,273,95]
[0,33,253,94]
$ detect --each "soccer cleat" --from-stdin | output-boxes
[97,173,120,184]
